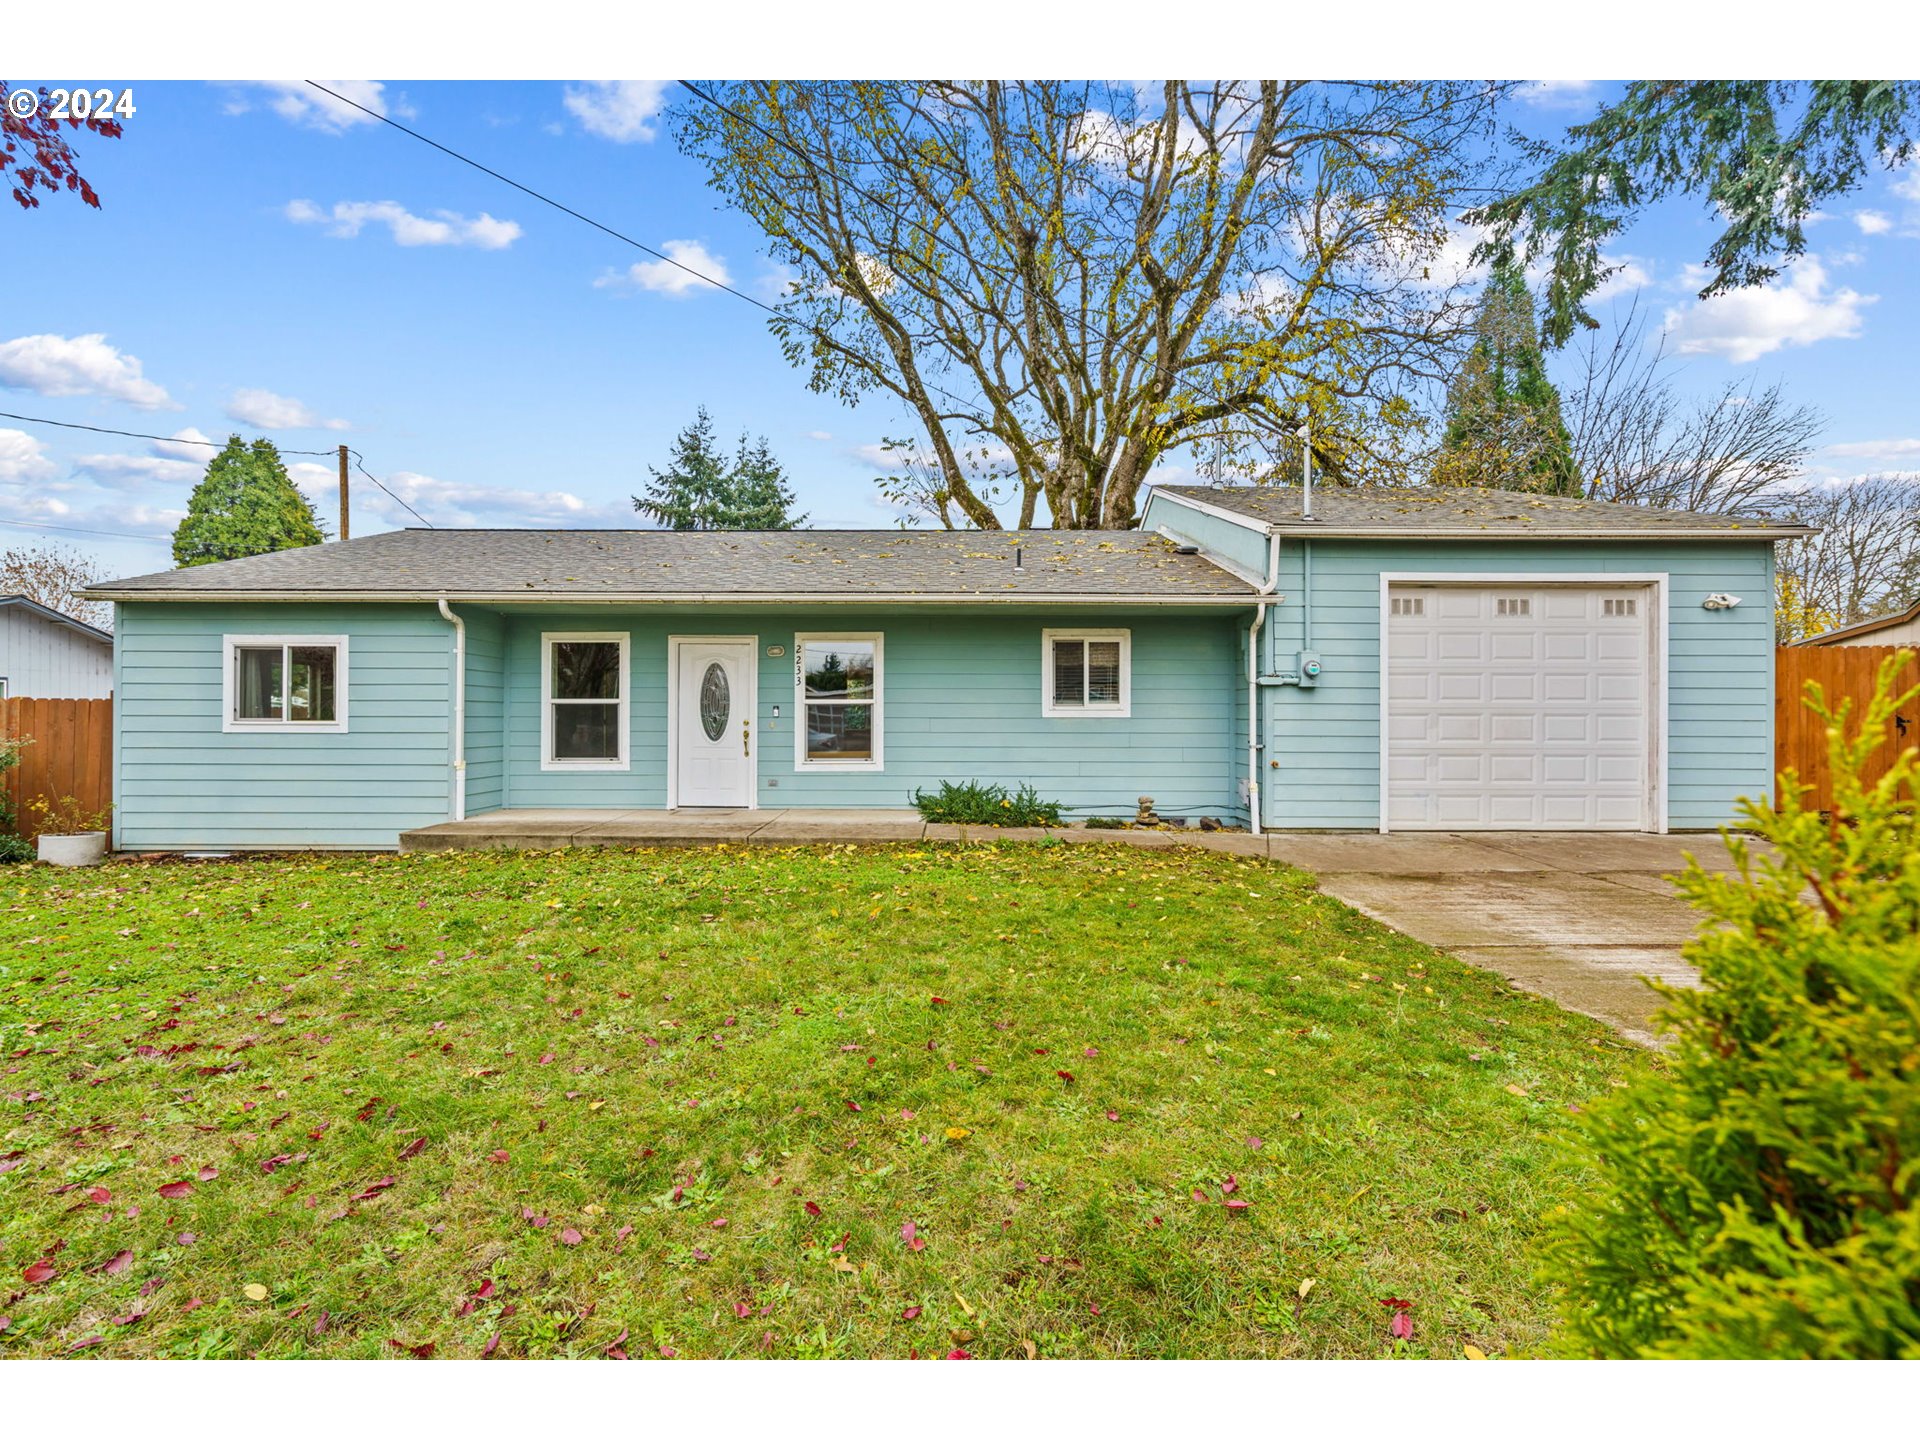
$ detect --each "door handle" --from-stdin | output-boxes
[743,722,750,756]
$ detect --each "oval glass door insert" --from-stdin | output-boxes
[699,662,730,741]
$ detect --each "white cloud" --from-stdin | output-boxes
[0,332,177,410]
[151,426,215,461]
[69,453,203,488]
[288,461,631,530]
[1826,437,1920,460]
[226,81,393,133]
[804,430,833,442]
[563,81,669,143]
[0,429,56,483]
[1590,255,1654,301]
[1516,80,1600,109]
[1661,256,1874,364]
[286,199,522,250]
[595,240,731,298]
[1853,209,1893,235]
[226,388,349,431]
[1893,159,1920,203]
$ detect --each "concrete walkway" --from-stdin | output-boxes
[400,810,1734,1046]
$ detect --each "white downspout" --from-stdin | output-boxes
[436,597,466,822]
[1248,529,1280,836]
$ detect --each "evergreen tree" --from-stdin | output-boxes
[1434,263,1578,495]
[633,410,807,530]
[171,436,326,568]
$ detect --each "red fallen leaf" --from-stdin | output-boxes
[139,1276,166,1297]
[710,1218,728,1230]
[1221,1175,1238,1194]
[846,1101,862,1112]
[157,1180,193,1200]
[804,1201,823,1217]
[1391,1311,1414,1340]
[68,1335,107,1351]
[313,1311,330,1335]
[396,1138,427,1160]
[0,1150,27,1175]
[1192,1188,1209,1203]
[1089,1302,1102,1316]
[197,1165,218,1181]
[181,1298,204,1313]
[901,1221,925,1251]
[1104,1110,1120,1122]
[1084,1046,1099,1057]
[109,1309,145,1326]
[1246,1136,1264,1149]
[354,1097,381,1122]
[559,1228,584,1246]
[945,1348,973,1359]
[23,1259,56,1285]
[388,1338,436,1359]
[350,1176,397,1202]
[1379,1296,1414,1311]
[483,1334,500,1358]
[1224,1198,1250,1211]
[488,1150,509,1163]
[0,1317,9,1333]
[830,1232,850,1253]
[87,1185,112,1203]
[176,1232,198,1245]
[99,1249,133,1276]
[902,1305,922,1320]
[733,1301,751,1319]
[1055,1070,1074,1083]
[930,996,949,1005]
[474,1279,495,1300]
[690,1248,712,1262]
[606,1328,629,1360]
[538,1052,556,1066]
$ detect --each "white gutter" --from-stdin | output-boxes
[83,589,1261,606]
[1247,530,1280,837]
[436,597,466,822]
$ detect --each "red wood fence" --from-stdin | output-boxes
[1776,645,1919,813]
[0,697,113,840]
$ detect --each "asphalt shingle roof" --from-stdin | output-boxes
[1158,484,1811,538]
[89,528,1258,602]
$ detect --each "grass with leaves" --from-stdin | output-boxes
[0,841,1651,1359]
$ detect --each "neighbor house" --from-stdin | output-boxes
[0,594,113,699]
[85,485,1805,851]
[1792,597,1920,649]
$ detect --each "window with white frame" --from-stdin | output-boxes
[223,636,347,732]
[542,632,628,770]
[1042,629,1130,717]
[795,634,881,768]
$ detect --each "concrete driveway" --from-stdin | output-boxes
[1264,831,1750,1046]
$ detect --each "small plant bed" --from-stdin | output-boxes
[910,780,1063,827]
[0,843,1646,1359]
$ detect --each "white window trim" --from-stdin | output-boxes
[793,632,884,771]
[221,634,350,734]
[1041,628,1132,718]
[540,631,630,773]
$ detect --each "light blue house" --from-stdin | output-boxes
[87,485,1803,851]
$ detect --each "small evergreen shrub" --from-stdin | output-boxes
[1548,653,1920,1358]
[910,780,1063,827]
[0,734,30,863]
[1083,815,1125,830]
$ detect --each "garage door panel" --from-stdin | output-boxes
[1387,583,1649,831]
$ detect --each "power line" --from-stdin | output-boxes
[0,516,166,543]
[350,451,434,529]
[0,410,340,456]
[300,80,986,421]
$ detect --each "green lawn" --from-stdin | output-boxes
[0,841,1649,1359]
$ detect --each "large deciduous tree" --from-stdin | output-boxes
[1432,261,1576,494]
[172,436,326,568]
[1470,81,1920,346]
[0,543,111,631]
[674,81,1507,528]
[1770,478,1920,643]
[1,83,124,212]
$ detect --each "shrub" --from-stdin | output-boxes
[25,793,112,835]
[0,734,29,851]
[0,834,32,864]
[910,780,1063,827]
[1547,652,1920,1358]
[1083,815,1125,830]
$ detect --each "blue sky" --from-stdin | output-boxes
[3,78,1918,579]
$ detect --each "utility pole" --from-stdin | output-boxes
[337,444,350,541]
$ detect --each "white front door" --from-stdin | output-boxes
[1385,584,1654,831]
[673,638,756,808]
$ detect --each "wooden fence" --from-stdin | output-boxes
[1776,645,1919,813]
[0,697,113,840]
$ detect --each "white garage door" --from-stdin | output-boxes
[1385,583,1652,831]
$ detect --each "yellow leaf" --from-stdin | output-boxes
[1505,1084,1529,1097]
[1464,1344,1489,1360]
[1021,1338,1038,1360]
[945,1126,970,1140]
[953,1291,975,1317]
[588,1100,605,1111]
[831,1255,856,1273]
[583,1203,605,1215]
[243,1283,269,1302]
[1297,1278,1316,1300]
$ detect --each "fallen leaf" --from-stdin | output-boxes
[559,1228,584,1246]
[902,1305,922,1320]
[23,1260,56,1286]
[1505,1084,1529,1097]
[1224,1198,1250,1211]
[156,1180,193,1200]
[1391,1311,1414,1340]
[804,1200,823,1217]
[944,1127,969,1141]
[1298,1278,1317,1300]
[901,1221,925,1252]
[1464,1344,1488,1360]
[396,1138,427,1160]
[1055,1070,1074,1083]
[953,1291,975,1318]
[196,1165,218,1181]
[488,1150,509,1164]
[243,1283,270,1301]
[99,1249,133,1276]
[945,1348,973,1359]
[388,1338,436,1359]
[350,1176,397,1202]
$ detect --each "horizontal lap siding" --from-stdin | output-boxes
[461,608,506,815]
[113,602,453,850]
[1261,539,1776,831]
[503,607,1246,821]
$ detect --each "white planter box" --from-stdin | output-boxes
[38,831,108,867]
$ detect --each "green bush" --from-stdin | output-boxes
[1548,652,1920,1358]
[0,734,29,860]
[0,834,32,865]
[910,780,1063,827]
